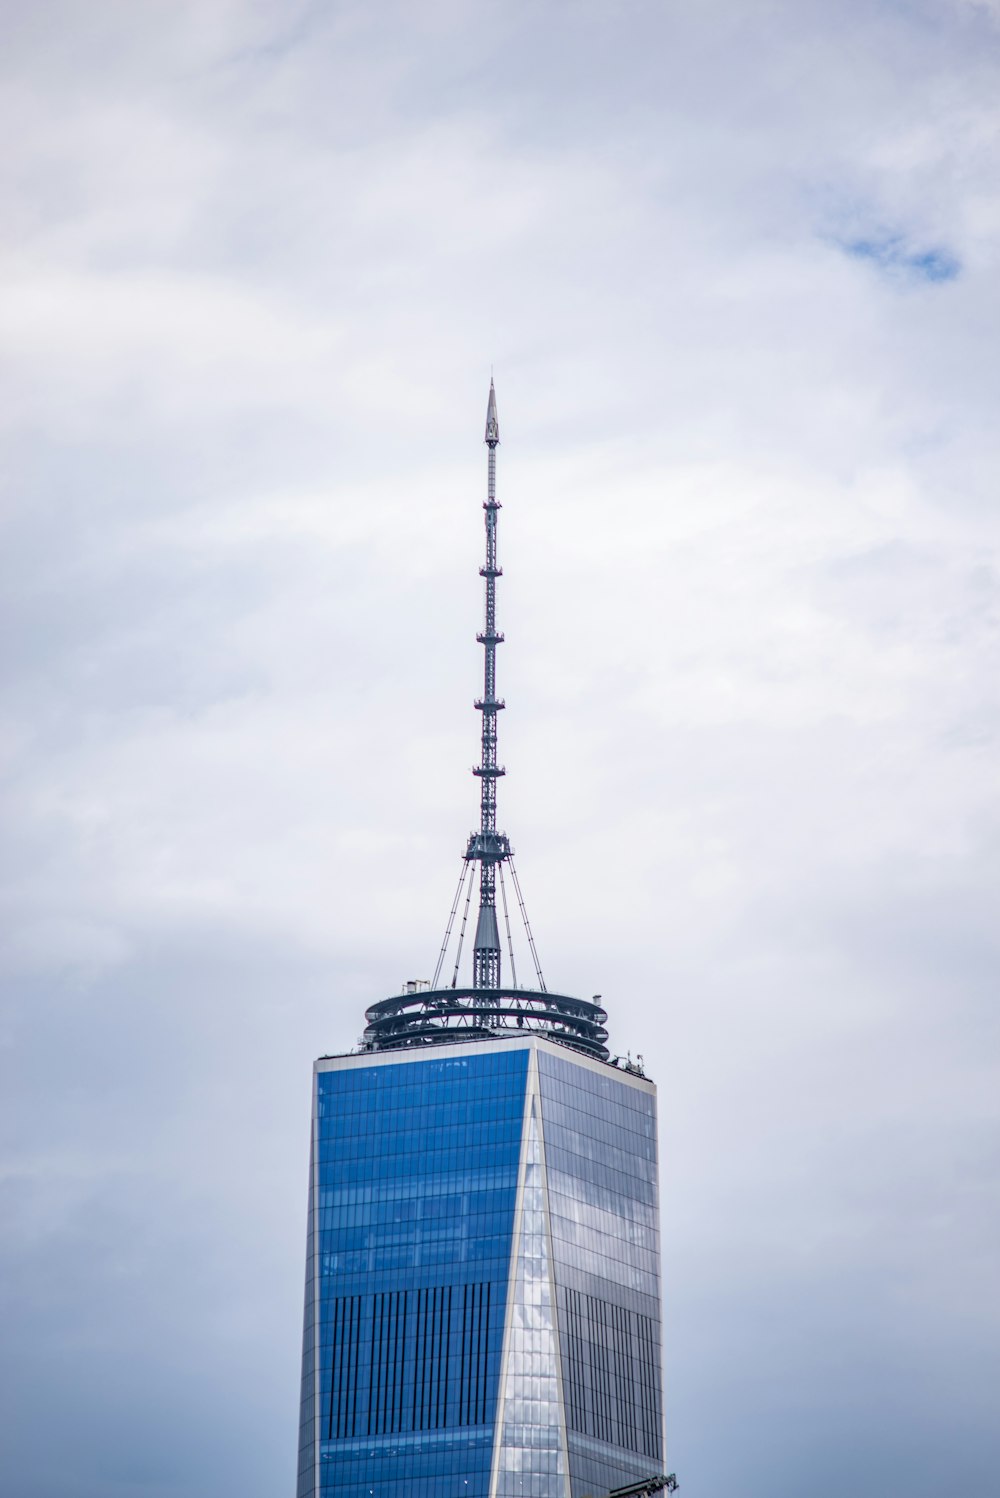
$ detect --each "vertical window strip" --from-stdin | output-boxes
[340,1295,351,1439]
[434,1285,444,1428]
[382,1291,392,1435]
[366,1295,377,1437]
[395,1289,405,1434]
[416,1287,428,1431]
[624,1306,638,1452]
[374,1292,385,1435]
[373,1294,383,1436]
[443,1284,453,1428]
[618,1303,631,1451]
[399,1289,409,1434]
[383,1294,395,1432]
[325,1294,341,1441]
[596,1295,611,1443]
[470,1282,481,1427]
[382,1293,392,1436]
[607,1300,618,1447]
[636,1311,657,1458]
[424,1285,434,1431]
[481,1281,491,1425]
[437,1286,447,1428]
[477,1281,485,1424]
[429,1287,440,1429]
[349,1295,361,1439]
[651,1317,663,1458]
[459,1283,469,1426]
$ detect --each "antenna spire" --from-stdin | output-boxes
[361,379,612,1058]
[468,377,509,990]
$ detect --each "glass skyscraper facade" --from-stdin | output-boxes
[296,1035,663,1498]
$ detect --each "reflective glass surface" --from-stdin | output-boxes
[494,1101,568,1498]
[537,1050,664,1497]
[298,1048,529,1498]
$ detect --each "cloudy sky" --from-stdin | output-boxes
[2,2,999,1495]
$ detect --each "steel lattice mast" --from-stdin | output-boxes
[362,378,610,1058]
[467,379,510,990]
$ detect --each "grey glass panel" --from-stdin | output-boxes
[537,1050,664,1494]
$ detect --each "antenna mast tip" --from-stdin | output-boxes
[484,379,499,445]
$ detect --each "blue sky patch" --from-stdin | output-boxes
[840,234,961,283]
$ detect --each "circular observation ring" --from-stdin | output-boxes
[362,987,609,1063]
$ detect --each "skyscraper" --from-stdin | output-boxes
[297,384,665,1498]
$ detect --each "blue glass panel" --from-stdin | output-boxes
[303,1048,529,1498]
